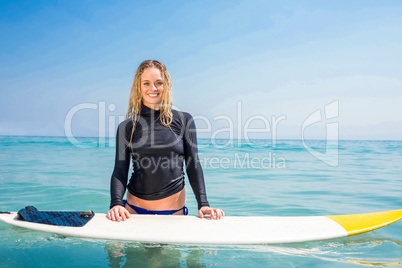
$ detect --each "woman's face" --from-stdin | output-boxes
[141,67,164,110]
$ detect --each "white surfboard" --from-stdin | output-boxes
[1,210,401,244]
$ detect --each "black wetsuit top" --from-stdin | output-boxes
[110,105,209,210]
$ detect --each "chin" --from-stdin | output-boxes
[144,100,162,107]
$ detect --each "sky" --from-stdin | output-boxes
[1,0,401,140]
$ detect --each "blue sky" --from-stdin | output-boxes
[1,0,401,140]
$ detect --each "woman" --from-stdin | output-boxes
[107,60,224,222]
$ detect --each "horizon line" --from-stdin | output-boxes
[1,134,401,142]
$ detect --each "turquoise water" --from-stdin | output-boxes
[0,136,401,267]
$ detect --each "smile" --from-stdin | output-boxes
[148,93,159,97]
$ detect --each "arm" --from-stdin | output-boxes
[108,120,131,221]
[183,113,209,209]
[183,113,224,219]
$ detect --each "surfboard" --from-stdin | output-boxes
[1,209,401,244]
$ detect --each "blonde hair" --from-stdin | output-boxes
[126,60,173,143]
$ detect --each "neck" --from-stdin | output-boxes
[143,103,161,111]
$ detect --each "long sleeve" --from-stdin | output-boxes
[183,113,210,209]
[109,120,131,209]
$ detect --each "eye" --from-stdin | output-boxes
[143,82,150,86]
[156,82,163,87]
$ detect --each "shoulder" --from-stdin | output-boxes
[171,109,197,131]
[172,109,193,121]
[117,118,134,137]
[118,118,134,129]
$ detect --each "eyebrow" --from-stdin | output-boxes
[141,79,163,82]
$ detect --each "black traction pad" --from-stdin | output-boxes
[17,206,94,227]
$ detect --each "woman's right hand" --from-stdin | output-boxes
[107,205,130,222]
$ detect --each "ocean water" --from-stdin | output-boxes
[0,135,401,267]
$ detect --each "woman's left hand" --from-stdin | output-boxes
[198,206,225,220]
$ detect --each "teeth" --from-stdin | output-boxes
[148,94,159,97]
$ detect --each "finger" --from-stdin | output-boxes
[108,211,115,221]
[219,209,224,219]
[210,209,215,220]
[216,209,222,220]
[114,210,121,222]
[120,208,126,221]
[110,211,116,222]
[215,209,220,220]
[121,208,130,221]
[124,208,130,219]
[198,209,204,218]
[214,209,219,219]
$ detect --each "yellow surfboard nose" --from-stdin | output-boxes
[326,209,402,236]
